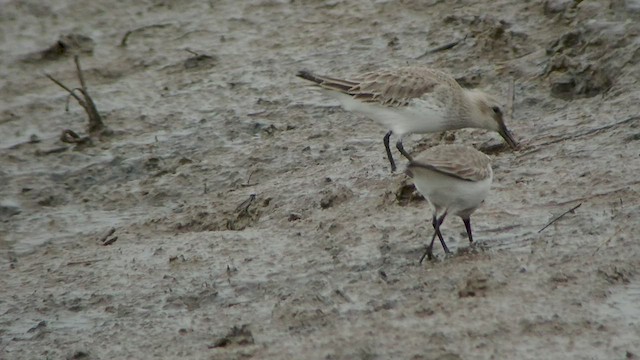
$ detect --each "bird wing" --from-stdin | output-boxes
[408,146,492,182]
[297,67,454,107]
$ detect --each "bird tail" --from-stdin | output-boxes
[296,70,357,93]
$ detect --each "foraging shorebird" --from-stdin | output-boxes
[297,66,517,172]
[405,144,493,261]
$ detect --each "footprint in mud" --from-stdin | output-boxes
[458,271,490,298]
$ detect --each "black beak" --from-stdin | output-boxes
[498,123,518,149]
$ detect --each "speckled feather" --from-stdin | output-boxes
[298,66,461,108]
[407,145,492,182]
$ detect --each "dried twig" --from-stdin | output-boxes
[235,194,257,214]
[538,203,582,233]
[517,116,639,159]
[73,56,104,133]
[507,78,515,122]
[67,258,105,266]
[103,237,118,246]
[240,170,258,187]
[120,23,172,47]
[97,227,118,246]
[335,289,352,303]
[416,34,467,59]
[65,88,84,111]
[8,135,41,149]
[559,116,640,142]
[60,129,91,144]
[592,227,623,255]
[46,56,106,135]
[99,228,116,243]
[46,74,83,103]
[185,48,199,56]
[35,146,69,155]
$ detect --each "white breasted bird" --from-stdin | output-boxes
[405,144,493,261]
[297,66,517,172]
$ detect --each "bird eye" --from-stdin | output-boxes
[491,106,502,115]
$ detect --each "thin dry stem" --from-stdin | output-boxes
[507,78,515,121]
[538,203,582,233]
[416,34,467,60]
[46,56,105,134]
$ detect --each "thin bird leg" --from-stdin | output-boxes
[419,227,439,264]
[420,212,449,263]
[396,139,413,162]
[463,218,474,243]
[383,131,396,172]
[434,214,450,253]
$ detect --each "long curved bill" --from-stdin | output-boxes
[499,123,518,149]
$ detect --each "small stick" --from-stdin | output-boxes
[102,236,118,246]
[507,78,515,122]
[517,116,639,159]
[75,55,88,91]
[65,88,84,111]
[120,23,171,47]
[335,289,352,303]
[592,227,622,255]
[120,30,133,47]
[74,56,104,133]
[416,34,467,60]
[99,228,116,243]
[67,259,104,266]
[185,48,199,56]
[8,135,41,149]
[549,185,639,207]
[45,74,83,104]
[235,194,256,214]
[46,56,105,134]
[551,116,638,144]
[60,129,91,144]
[538,203,582,233]
[35,146,69,155]
[240,170,258,187]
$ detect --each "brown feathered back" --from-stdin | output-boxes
[407,145,492,182]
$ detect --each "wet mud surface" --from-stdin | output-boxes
[1,1,640,359]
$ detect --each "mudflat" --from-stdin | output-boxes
[1,1,639,359]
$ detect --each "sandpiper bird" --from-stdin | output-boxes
[405,144,493,262]
[296,66,517,172]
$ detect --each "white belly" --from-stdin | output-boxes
[412,170,492,217]
[331,93,451,136]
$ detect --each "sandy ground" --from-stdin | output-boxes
[1,0,640,359]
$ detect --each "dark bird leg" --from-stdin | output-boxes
[420,212,449,263]
[384,131,396,172]
[419,230,438,264]
[396,139,413,162]
[463,218,474,244]
[435,214,450,253]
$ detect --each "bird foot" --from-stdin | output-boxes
[419,247,434,264]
